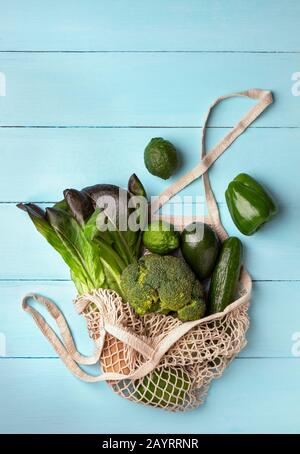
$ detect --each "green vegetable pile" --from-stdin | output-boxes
[17,131,279,411]
[18,144,278,322]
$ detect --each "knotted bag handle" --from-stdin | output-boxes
[22,88,273,383]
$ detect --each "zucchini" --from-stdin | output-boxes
[208,236,243,314]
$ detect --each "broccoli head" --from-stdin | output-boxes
[121,254,206,321]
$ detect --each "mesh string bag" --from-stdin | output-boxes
[22,89,273,412]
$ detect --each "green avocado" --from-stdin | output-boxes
[181,222,220,280]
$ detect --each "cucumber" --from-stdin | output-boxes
[181,222,220,280]
[208,236,243,314]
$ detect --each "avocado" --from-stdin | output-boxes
[181,222,220,280]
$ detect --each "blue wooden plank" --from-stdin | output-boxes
[0,0,297,437]
[0,281,298,358]
[1,201,297,280]
[0,281,92,358]
[0,357,299,433]
[0,127,293,203]
[0,1,299,52]
[0,53,298,126]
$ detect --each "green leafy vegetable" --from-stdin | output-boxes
[17,174,146,296]
[64,189,93,225]
[128,173,147,198]
[46,207,105,290]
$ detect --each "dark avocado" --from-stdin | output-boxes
[181,222,220,280]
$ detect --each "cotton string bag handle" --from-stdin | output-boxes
[22,88,273,383]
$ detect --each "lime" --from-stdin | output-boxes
[144,137,178,180]
[142,220,180,254]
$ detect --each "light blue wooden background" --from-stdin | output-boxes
[1,0,300,434]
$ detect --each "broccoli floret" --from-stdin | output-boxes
[121,254,206,321]
[177,298,206,322]
[120,261,160,316]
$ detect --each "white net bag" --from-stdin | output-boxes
[75,275,250,412]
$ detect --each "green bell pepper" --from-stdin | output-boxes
[225,173,277,236]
